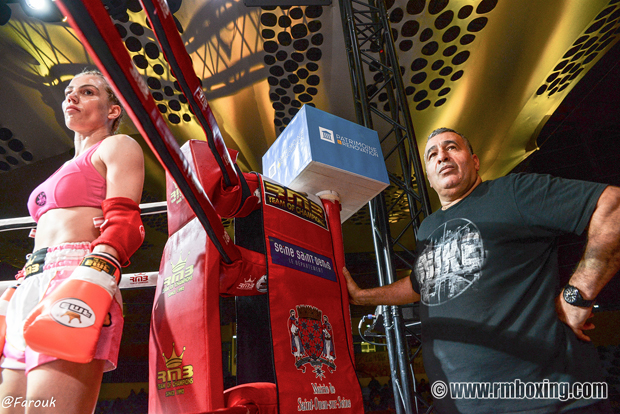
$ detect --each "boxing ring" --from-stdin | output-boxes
[0,202,165,294]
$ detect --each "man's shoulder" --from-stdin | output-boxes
[483,172,573,195]
[419,173,556,224]
[485,172,532,186]
[494,172,607,197]
[418,176,519,230]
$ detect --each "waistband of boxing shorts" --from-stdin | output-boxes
[24,242,92,278]
[22,247,47,278]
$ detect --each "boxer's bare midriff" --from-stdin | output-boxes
[34,207,102,251]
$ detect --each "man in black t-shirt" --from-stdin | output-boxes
[344,128,620,413]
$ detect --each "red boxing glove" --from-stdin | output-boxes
[91,197,145,266]
[23,252,121,364]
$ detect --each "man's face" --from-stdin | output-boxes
[424,132,480,201]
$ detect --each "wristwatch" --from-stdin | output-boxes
[563,284,596,308]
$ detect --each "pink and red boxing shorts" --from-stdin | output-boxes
[1,242,123,373]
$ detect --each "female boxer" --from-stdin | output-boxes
[0,69,145,413]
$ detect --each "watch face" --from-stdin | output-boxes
[564,286,579,303]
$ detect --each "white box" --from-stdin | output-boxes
[262,105,389,222]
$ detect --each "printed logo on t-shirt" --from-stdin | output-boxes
[36,192,46,206]
[414,218,485,306]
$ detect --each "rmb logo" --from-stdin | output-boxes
[163,343,184,368]
[155,0,170,17]
[263,181,327,229]
[169,182,184,205]
[129,273,150,286]
[162,252,194,297]
[157,343,194,391]
[319,127,335,144]
[165,253,193,287]
[237,277,256,291]
[288,305,336,379]
[193,85,208,111]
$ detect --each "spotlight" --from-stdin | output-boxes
[0,2,11,26]
[18,0,63,22]
[24,0,48,10]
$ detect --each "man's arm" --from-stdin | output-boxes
[556,185,620,341]
[343,267,420,306]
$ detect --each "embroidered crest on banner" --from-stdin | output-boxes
[289,305,336,379]
[263,180,327,229]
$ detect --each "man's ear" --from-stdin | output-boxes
[473,154,480,172]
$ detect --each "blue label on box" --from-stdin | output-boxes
[269,237,336,282]
[306,106,387,183]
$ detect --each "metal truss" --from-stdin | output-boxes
[338,0,433,412]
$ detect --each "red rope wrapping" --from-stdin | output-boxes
[139,0,240,189]
[55,0,240,263]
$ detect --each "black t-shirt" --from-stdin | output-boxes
[411,173,607,413]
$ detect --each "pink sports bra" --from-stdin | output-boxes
[28,141,107,222]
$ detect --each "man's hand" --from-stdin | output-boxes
[343,267,364,305]
[555,293,595,341]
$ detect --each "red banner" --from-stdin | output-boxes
[262,178,364,412]
[149,218,225,413]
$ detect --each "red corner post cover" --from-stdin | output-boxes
[224,382,277,413]
[149,218,225,413]
[261,178,364,412]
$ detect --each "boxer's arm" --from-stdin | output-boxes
[93,135,145,260]
[343,267,420,306]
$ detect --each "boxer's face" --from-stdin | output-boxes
[63,74,118,133]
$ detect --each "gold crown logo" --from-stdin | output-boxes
[297,305,322,321]
[243,277,255,284]
[171,253,189,273]
[162,343,185,369]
